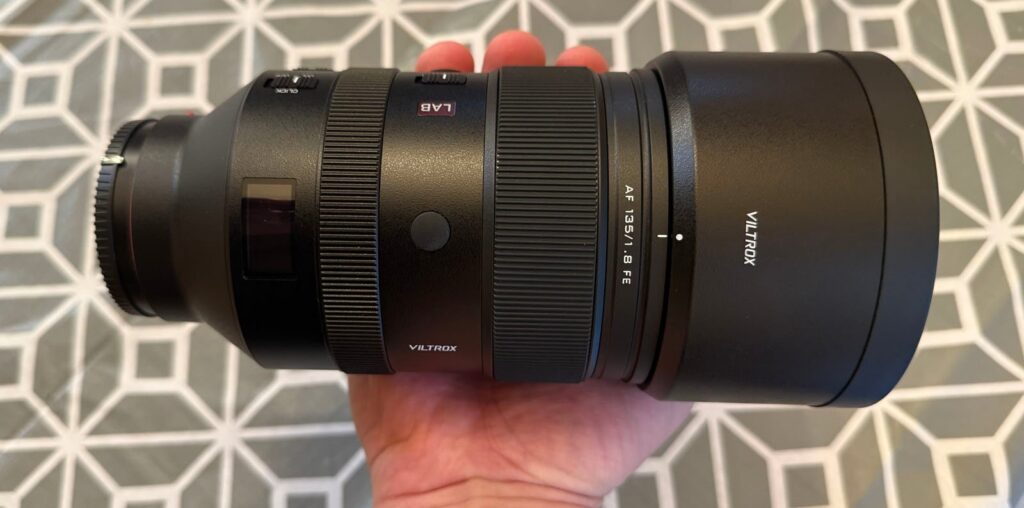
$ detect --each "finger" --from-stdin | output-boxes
[416,41,474,73]
[482,30,546,72]
[555,45,609,73]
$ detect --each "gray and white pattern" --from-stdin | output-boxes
[0,0,1022,506]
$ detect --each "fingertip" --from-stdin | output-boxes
[416,41,475,72]
[482,30,547,72]
[555,45,609,73]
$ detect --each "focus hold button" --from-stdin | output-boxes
[410,211,450,252]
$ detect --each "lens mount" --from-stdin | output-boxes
[95,119,156,316]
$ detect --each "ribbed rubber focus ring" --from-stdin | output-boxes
[318,69,396,374]
[95,120,153,316]
[491,67,602,383]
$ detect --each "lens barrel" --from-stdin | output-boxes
[94,51,938,406]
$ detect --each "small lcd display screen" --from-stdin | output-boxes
[243,178,296,277]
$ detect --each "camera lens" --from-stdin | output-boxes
[94,51,938,406]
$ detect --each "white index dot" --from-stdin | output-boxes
[675,233,684,241]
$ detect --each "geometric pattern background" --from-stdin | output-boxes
[0,0,1022,506]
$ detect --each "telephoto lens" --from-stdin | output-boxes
[94,51,938,406]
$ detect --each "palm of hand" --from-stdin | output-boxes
[349,373,690,504]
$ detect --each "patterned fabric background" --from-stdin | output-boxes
[0,0,1022,506]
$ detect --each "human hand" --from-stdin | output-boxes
[347,31,692,508]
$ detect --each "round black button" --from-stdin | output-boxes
[410,211,450,252]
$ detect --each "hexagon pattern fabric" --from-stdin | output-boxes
[0,0,1022,507]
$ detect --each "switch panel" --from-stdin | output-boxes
[267,74,318,89]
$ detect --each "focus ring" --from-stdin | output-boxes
[318,69,396,374]
[492,67,601,382]
[95,120,152,316]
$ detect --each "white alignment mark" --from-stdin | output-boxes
[657,234,667,238]
[675,233,684,241]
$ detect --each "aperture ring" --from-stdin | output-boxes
[318,69,396,374]
[491,67,602,383]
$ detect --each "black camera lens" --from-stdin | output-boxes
[93,51,938,406]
